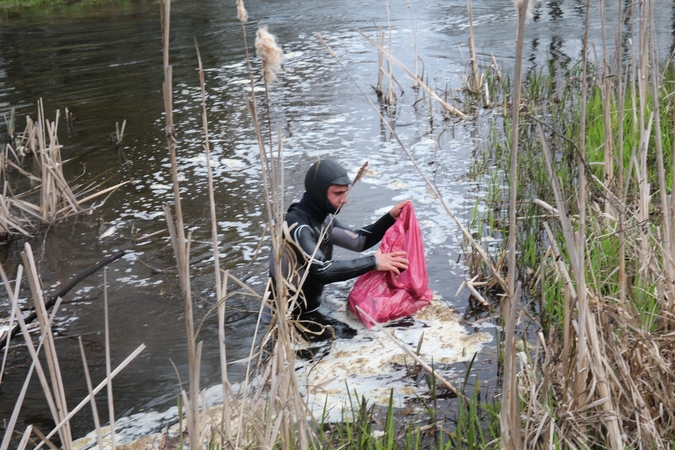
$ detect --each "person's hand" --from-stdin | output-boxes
[375,250,408,275]
[389,200,410,219]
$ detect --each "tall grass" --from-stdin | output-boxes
[471,0,675,447]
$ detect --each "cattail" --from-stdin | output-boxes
[236,0,248,23]
[352,161,369,185]
[256,26,283,85]
[512,0,538,19]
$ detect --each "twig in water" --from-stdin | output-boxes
[355,305,468,401]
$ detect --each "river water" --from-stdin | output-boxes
[1,0,674,445]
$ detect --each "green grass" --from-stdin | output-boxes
[308,361,499,450]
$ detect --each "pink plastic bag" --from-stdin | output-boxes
[347,203,432,328]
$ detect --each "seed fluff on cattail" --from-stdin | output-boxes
[236,0,248,23]
[256,26,283,85]
[352,161,369,185]
[512,0,538,19]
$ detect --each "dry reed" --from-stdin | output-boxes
[0,243,146,450]
[160,1,201,447]
[481,0,675,447]
[466,0,482,94]
[500,1,530,448]
[360,33,465,117]
[77,335,104,450]
[0,100,127,240]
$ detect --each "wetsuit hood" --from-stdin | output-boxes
[303,159,351,215]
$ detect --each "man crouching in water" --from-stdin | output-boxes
[269,158,409,340]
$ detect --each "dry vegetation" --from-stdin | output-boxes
[0,100,127,241]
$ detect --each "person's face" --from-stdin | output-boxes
[327,184,349,210]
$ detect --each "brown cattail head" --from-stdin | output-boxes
[352,161,369,185]
[256,26,283,85]
[236,0,248,23]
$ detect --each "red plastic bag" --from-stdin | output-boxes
[347,202,432,328]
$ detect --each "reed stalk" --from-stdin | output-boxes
[103,268,116,449]
[77,336,104,450]
[466,0,481,94]
[21,243,73,450]
[247,29,314,447]
[501,2,528,446]
[160,1,200,447]
[34,344,146,449]
[405,0,419,88]
[615,2,627,306]
[0,272,17,386]
[573,0,590,421]
[194,37,234,446]
[376,27,384,97]
[384,0,397,105]
[647,3,675,306]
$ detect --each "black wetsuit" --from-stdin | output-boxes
[269,159,396,316]
[271,192,395,314]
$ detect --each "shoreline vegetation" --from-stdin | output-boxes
[0,0,125,7]
[2,0,675,449]
[470,0,675,448]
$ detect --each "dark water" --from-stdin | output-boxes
[0,0,674,444]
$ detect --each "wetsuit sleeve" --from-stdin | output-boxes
[332,212,396,251]
[292,223,377,284]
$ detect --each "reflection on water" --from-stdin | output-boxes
[0,0,674,443]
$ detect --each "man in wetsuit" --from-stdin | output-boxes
[270,159,409,338]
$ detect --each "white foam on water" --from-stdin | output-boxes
[72,296,491,448]
[296,295,492,422]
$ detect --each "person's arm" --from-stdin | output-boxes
[333,200,410,251]
[291,223,377,284]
